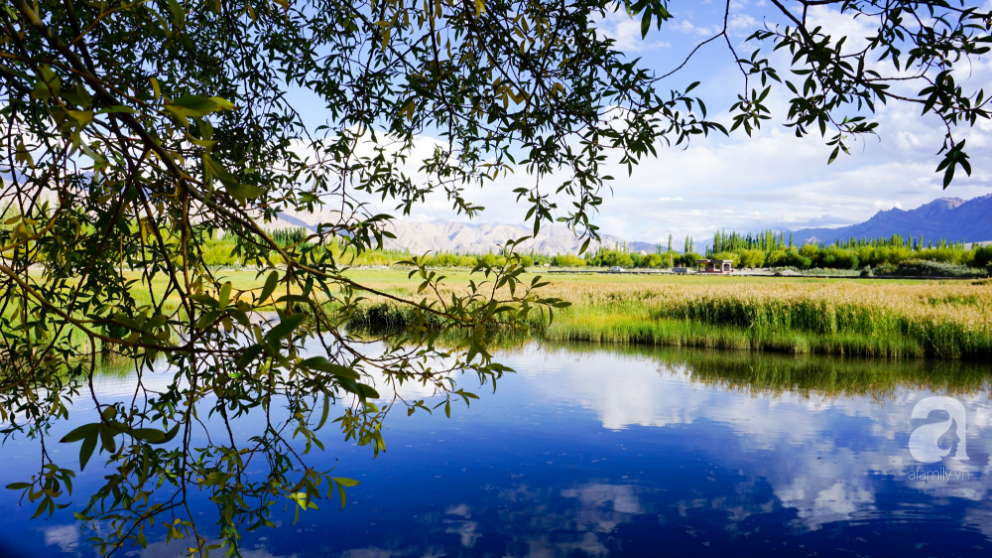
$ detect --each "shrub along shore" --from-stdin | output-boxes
[346,271,992,362]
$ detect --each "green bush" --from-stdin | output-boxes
[587,249,634,268]
[739,249,766,268]
[641,253,663,268]
[202,242,238,266]
[821,247,859,270]
[551,254,586,267]
[678,252,704,267]
[767,248,811,269]
[877,260,987,277]
[973,246,992,268]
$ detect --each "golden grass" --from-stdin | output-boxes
[344,271,992,360]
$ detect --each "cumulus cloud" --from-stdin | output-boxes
[43,525,79,553]
[278,2,992,247]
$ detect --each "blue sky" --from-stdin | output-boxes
[294,1,992,246]
[563,0,992,244]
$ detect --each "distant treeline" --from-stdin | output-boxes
[191,227,991,276]
[584,231,989,275]
[703,230,989,274]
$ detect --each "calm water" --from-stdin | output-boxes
[1,344,991,557]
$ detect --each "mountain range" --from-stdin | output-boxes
[268,194,992,254]
[791,195,992,246]
[380,221,625,255]
[266,210,624,255]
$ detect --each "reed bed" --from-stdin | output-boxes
[541,279,992,359]
[347,273,992,361]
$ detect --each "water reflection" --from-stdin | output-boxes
[2,344,991,557]
[515,346,992,535]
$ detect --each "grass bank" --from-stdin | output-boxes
[12,269,989,361]
[344,270,992,361]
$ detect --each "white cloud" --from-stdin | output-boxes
[275,3,992,247]
[43,525,79,553]
[595,12,672,52]
[670,19,721,37]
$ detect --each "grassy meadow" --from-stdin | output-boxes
[343,269,992,361]
[15,268,991,361]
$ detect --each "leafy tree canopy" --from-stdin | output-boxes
[1,0,989,555]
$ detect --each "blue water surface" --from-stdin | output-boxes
[1,344,990,557]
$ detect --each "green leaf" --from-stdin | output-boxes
[101,406,116,421]
[194,310,220,330]
[99,427,117,454]
[31,65,60,101]
[273,294,312,305]
[191,294,219,308]
[152,424,181,445]
[67,110,93,124]
[167,0,185,26]
[169,95,234,116]
[222,181,265,201]
[301,357,361,380]
[79,432,98,471]
[827,146,840,165]
[219,282,232,309]
[60,423,98,443]
[237,344,265,368]
[130,428,168,443]
[316,393,331,431]
[357,383,379,399]
[163,105,190,128]
[264,313,307,343]
[5,482,31,490]
[31,498,50,519]
[258,271,279,304]
[202,156,264,200]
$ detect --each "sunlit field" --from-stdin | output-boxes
[345,269,992,360]
[16,268,989,360]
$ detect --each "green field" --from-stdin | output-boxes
[343,268,992,361]
[11,268,990,361]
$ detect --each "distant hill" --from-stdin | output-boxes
[628,241,661,253]
[792,195,992,245]
[263,211,625,255]
[380,221,626,255]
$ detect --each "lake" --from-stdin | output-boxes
[1,344,990,557]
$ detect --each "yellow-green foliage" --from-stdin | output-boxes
[551,254,586,267]
[202,241,238,265]
[739,249,766,268]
